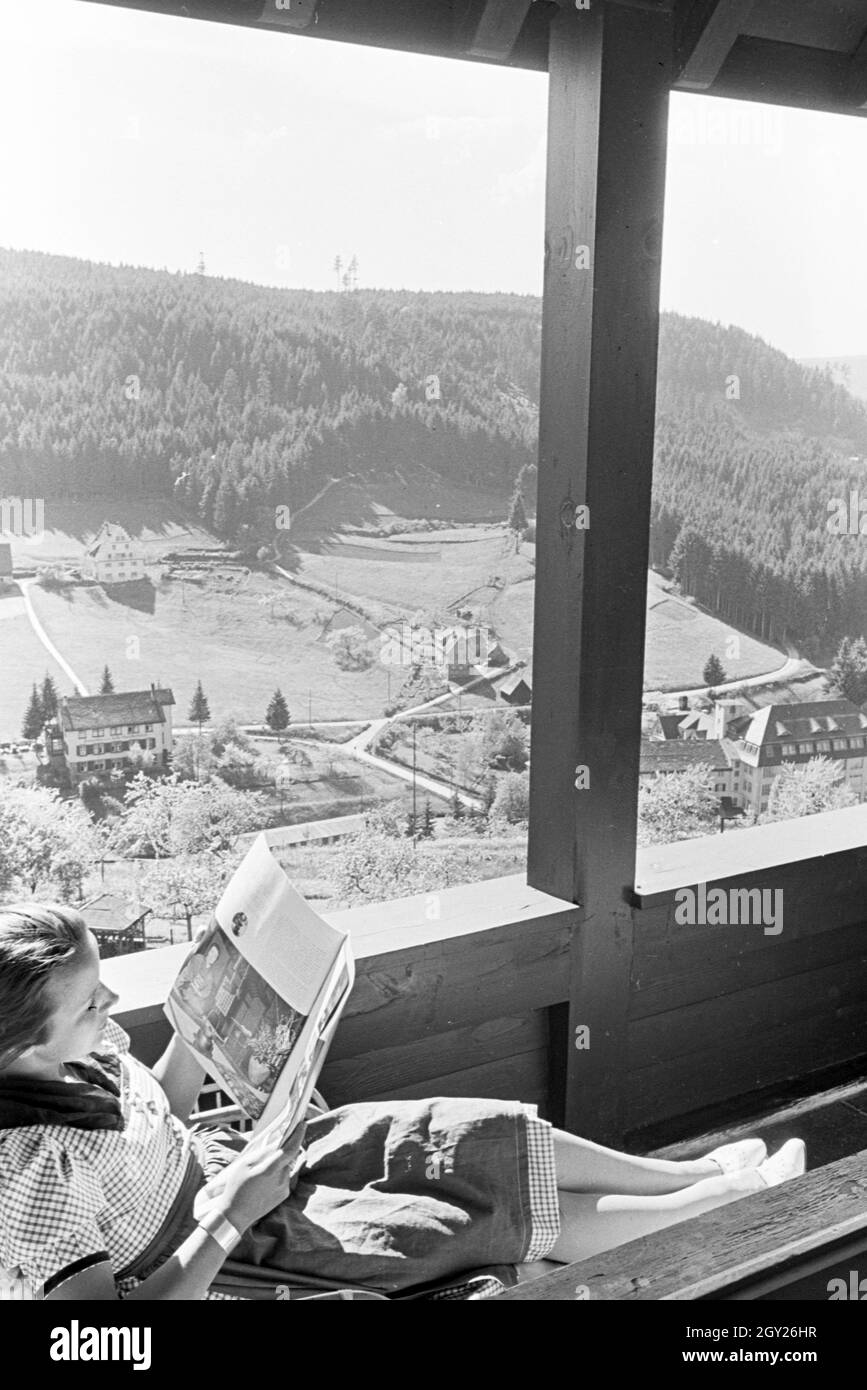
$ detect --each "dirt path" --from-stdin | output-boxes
[16,579,89,695]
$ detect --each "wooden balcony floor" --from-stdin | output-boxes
[647,1073,867,1172]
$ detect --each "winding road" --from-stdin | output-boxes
[16,579,89,695]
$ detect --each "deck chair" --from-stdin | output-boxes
[1,1084,515,1301]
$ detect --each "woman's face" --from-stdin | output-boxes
[36,931,119,1068]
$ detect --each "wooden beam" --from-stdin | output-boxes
[527,0,671,1143]
[846,26,867,108]
[464,0,534,60]
[678,35,866,116]
[678,0,754,90]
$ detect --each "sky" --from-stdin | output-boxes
[1,0,866,359]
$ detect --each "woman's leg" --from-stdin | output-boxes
[548,1169,764,1263]
[551,1128,751,1196]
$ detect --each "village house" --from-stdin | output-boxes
[42,685,175,784]
[642,698,867,818]
[732,699,867,816]
[640,737,736,802]
[79,892,151,958]
[83,521,146,583]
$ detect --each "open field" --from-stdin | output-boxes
[24,570,396,729]
[3,496,216,565]
[3,497,789,738]
[298,534,785,685]
[288,472,513,540]
[0,588,75,740]
[242,735,418,824]
[297,529,534,648]
[643,570,785,690]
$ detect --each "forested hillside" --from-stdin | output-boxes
[0,250,540,532]
[652,315,867,657]
[3,249,867,657]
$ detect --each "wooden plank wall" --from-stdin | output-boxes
[107,877,575,1123]
[625,849,867,1139]
[320,905,572,1116]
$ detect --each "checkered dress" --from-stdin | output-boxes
[0,1020,193,1297]
[0,1025,561,1301]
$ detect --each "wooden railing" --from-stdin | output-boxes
[627,803,867,1146]
[105,873,576,1122]
[105,804,867,1143]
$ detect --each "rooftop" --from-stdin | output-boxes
[640,736,731,775]
[743,699,867,745]
[80,891,150,935]
[84,520,136,557]
[60,686,175,732]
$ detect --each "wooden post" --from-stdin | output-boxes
[527,0,671,1142]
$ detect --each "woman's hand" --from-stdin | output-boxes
[197,1119,308,1231]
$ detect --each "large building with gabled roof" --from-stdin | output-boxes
[734,699,867,814]
[83,522,146,584]
[43,685,175,784]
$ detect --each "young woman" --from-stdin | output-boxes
[0,903,806,1301]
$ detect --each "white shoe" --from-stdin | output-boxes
[704,1138,767,1174]
[756,1139,806,1188]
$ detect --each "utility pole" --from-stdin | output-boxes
[412,720,417,844]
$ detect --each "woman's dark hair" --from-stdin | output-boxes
[0,903,89,1069]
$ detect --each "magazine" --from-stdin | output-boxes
[164,833,354,1141]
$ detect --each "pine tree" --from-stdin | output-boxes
[40,673,59,721]
[265,688,290,732]
[421,799,434,838]
[212,477,238,537]
[100,665,114,694]
[508,489,527,552]
[188,680,210,732]
[702,653,726,687]
[829,635,867,707]
[450,789,464,820]
[22,684,44,740]
[405,810,417,839]
[333,255,342,291]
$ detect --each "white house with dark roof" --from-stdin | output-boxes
[640,737,736,802]
[44,686,175,783]
[83,522,146,583]
[733,699,867,815]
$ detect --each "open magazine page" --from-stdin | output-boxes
[258,942,355,1138]
[164,834,350,1122]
